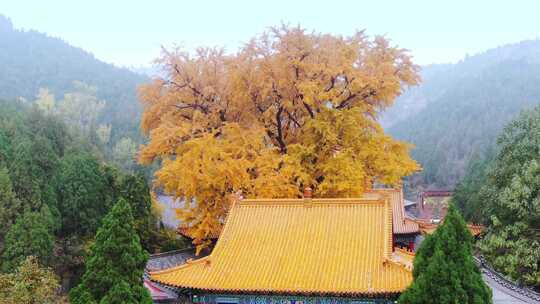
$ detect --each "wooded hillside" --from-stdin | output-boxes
[0,15,148,154]
[386,40,540,192]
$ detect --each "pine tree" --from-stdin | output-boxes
[399,204,492,304]
[69,198,152,304]
[2,205,54,272]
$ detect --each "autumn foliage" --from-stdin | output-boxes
[138,25,420,250]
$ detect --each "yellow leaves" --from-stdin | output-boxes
[138,25,421,251]
[34,88,56,115]
[154,123,304,252]
[316,150,368,197]
[287,107,420,197]
[249,150,305,199]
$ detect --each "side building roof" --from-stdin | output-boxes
[151,195,412,296]
[364,189,420,235]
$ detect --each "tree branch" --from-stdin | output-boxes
[303,101,315,119]
[285,109,302,128]
[275,106,287,153]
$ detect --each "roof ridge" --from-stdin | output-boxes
[383,196,392,260]
[239,197,386,205]
[369,189,402,197]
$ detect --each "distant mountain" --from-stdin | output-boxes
[386,40,540,191]
[380,64,453,128]
[0,15,148,142]
[129,65,162,78]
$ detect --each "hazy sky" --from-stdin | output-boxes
[2,0,540,67]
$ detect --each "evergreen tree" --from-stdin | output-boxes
[9,139,47,210]
[118,173,158,251]
[69,198,152,304]
[119,173,151,221]
[55,152,111,236]
[2,206,55,272]
[399,204,491,304]
[99,280,150,304]
[0,130,11,166]
[0,167,21,241]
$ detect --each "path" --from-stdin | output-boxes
[476,257,540,304]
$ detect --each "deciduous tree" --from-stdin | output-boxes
[0,256,63,304]
[451,154,493,224]
[112,137,137,172]
[479,106,540,288]
[139,25,420,250]
[57,81,106,135]
[96,124,112,145]
[34,87,56,115]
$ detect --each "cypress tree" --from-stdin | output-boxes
[399,204,492,304]
[1,205,55,272]
[69,198,152,304]
[0,167,21,241]
[118,172,163,252]
[55,152,111,236]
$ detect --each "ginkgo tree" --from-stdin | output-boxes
[139,25,420,251]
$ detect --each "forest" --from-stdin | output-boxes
[0,99,184,301]
[0,15,148,175]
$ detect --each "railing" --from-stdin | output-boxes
[474,255,540,302]
[144,250,193,302]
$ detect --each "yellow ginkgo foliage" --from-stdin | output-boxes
[138,25,420,251]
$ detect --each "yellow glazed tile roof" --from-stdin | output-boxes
[151,195,412,296]
[362,189,420,235]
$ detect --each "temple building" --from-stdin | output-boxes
[406,190,484,237]
[372,189,420,252]
[150,188,414,303]
[146,188,487,303]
